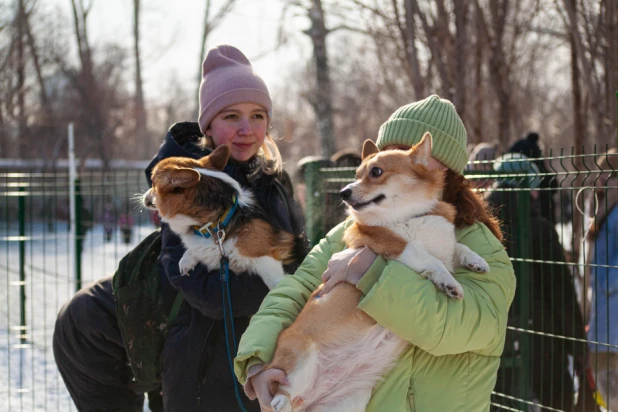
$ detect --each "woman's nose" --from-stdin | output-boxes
[238,119,252,135]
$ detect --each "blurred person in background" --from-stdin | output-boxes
[583,148,618,410]
[466,142,498,190]
[508,132,559,223]
[486,153,597,411]
[102,200,116,242]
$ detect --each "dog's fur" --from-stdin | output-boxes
[142,145,304,289]
[263,133,489,412]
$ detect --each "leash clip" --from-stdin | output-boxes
[215,223,227,257]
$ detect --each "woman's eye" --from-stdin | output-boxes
[224,114,238,120]
[253,113,265,119]
[370,167,382,177]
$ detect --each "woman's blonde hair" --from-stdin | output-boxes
[259,132,284,175]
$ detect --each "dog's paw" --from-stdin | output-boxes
[178,254,197,276]
[461,254,489,274]
[271,394,292,412]
[424,269,464,300]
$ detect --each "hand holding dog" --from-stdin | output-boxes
[321,246,377,294]
[247,368,288,411]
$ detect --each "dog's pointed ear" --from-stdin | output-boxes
[362,140,379,160]
[200,145,230,171]
[410,132,432,166]
[168,167,201,189]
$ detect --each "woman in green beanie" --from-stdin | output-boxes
[234,95,516,411]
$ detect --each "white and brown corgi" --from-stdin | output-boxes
[142,145,304,290]
[264,133,489,412]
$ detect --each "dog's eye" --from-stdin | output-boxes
[170,187,184,194]
[370,167,382,178]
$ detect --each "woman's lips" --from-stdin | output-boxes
[233,142,254,149]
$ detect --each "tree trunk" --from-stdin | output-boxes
[307,0,335,158]
[476,0,511,146]
[133,0,148,157]
[453,0,469,117]
[411,0,451,99]
[604,0,617,148]
[16,0,26,158]
[195,0,212,116]
[472,1,484,145]
[401,0,425,99]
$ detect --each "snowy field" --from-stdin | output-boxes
[0,220,156,412]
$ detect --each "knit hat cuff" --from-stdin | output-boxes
[198,88,272,134]
[377,118,468,174]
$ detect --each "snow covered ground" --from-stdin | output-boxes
[0,220,156,412]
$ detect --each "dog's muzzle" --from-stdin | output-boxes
[340,185,385,210]
[142,190,156,209]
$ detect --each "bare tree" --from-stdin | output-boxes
[16,0,26,158]
[305,0,335,157]
[133,0,147,157]
[194,0,237,115]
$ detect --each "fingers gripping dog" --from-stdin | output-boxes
[262,133,489,412]
[142,145,304,290]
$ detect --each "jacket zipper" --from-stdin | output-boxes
[408,380,416,412]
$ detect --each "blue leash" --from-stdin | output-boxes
[219,241,249,412]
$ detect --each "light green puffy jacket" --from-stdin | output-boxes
[234,220,516,411]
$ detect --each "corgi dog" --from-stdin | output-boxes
[142,145,304,290]
[264,133,489,412]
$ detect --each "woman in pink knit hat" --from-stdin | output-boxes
[53,45,307,412]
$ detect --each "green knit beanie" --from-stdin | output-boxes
[376,95,468,174]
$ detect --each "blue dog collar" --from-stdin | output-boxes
[192,195,238,239]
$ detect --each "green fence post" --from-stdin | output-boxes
[75,178,82,292]
[514,188,532,406]
[304,160,328,246]
[18,185,26,344]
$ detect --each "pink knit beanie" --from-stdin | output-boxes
[198,45,272,134]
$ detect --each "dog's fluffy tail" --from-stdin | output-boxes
[276,230,310,266]
[292,233,310,265]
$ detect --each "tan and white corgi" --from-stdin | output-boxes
[142,145,305,289]
[264,133,489,412]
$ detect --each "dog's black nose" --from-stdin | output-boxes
[340,188,352,201]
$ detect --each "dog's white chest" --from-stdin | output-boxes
[178,233,285,289]
[391,215,457,265]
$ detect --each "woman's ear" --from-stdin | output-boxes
[203,127,215,149]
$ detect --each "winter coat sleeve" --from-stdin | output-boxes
[356,222,516,357]
[234,222,348,384]
[159,223,270,319]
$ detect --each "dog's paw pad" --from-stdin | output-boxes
[271,394,292,412]
[461,256,490,274]
[436,281,464,300]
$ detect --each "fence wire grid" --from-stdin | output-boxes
[1,148,617,412]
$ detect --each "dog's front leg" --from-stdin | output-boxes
[178,251,199,276]
[455,243,489,273]
[254,256,286,290]
[395,242,464,299]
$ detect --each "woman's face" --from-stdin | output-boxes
[205,102,268,162]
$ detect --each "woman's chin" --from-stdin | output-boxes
[230,149,256,162]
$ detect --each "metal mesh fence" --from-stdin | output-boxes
[0,149,616,411]
[0,167,156,411]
